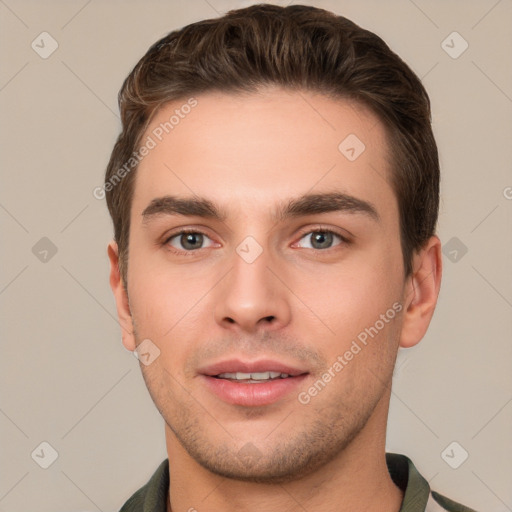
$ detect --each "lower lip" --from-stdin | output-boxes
[200,374,308,406]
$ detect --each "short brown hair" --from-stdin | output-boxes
[105,3,439,284]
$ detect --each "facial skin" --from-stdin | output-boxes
[109,87,441,512]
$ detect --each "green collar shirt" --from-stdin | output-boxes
[119,453,478,512]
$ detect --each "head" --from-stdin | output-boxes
[105,4,439,284]
[106,4,441,484]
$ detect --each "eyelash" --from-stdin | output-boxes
[163,228,216,257]
[163,227,351,255]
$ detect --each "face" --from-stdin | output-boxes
[114,88,412,483]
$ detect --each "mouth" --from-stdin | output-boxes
[213,371,294,383]
[198,359,309,406]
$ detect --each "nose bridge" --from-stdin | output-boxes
[213,237,291,332]
[231,241,271,297]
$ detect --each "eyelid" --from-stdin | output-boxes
[163,227,211,243]
[292,225,352,246]
[163,227,218,255]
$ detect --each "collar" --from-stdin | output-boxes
[122,453,441,512]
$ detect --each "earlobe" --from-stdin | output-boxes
[107,240,136,351]
[399,235,442,349]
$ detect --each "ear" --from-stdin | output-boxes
[399,235,442,348]
[107,240,136,351]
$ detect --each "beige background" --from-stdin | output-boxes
[1,0,511,511]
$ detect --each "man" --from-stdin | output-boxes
[104,4,478,511]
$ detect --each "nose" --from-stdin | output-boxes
[213,246,292,334]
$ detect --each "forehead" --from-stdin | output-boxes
[131,88,396,224]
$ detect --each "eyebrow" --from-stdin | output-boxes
[141,191,380,224]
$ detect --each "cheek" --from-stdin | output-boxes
[128,261,211,349]
[295,245,402,341]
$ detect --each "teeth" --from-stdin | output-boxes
[217,371,290,380]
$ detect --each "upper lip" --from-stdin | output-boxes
[198,358,308,377]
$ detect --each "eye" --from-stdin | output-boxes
[165,230,215,252]
[296,229,347,250]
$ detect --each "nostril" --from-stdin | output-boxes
[223,315,275,325]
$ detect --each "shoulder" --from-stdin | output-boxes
[118,459,169,512]
[386,453,480,512]
[430,491,480,512]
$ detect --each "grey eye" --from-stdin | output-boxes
[168,232,214,251]
[298,231,341,250]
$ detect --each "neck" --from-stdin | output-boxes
[164,399,403,512]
